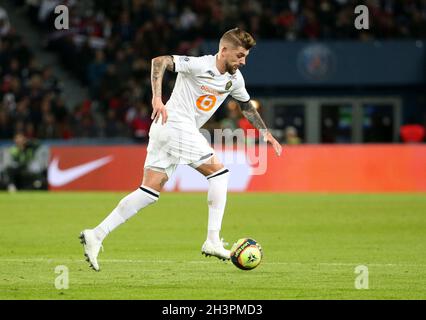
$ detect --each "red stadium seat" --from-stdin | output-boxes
[400,124,426,143]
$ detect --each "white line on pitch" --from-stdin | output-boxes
[0,258,425,267]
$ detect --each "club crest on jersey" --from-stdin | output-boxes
[225,81,232,90]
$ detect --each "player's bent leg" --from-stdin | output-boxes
[94,168,167,242]
[141,168,169,192]
[195,156,231,261]
[80,169,168,271]
[195,154,225,176]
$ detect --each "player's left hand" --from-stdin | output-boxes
[263,131,282,156]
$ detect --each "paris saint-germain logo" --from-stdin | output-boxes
[297,44,336,81]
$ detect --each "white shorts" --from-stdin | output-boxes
[144,121,214,178]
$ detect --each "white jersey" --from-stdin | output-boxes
[166,54,250,128]
[145,54,250,177]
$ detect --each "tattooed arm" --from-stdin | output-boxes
[239,100,268,131]
[239,100,282,156]
[150,55,174,124]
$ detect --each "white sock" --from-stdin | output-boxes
[206,168,229,244]
[93,186,159,242]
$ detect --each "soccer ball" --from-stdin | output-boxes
[230,238,263,270]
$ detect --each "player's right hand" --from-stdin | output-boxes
[151,97,168,125]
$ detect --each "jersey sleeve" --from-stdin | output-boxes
[231,73,250,103]
[172,55,205,75]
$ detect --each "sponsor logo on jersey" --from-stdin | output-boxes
[200,85,225,96]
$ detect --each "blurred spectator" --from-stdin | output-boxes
[37,112,60,139]
[87,50,107,98]
[102,109,127,138]
[284,126,302,145]
[126,101,151,142]
[220,100,241,130]
[4,132,42,191]
[0,107,13,138]
[0,6,11,36]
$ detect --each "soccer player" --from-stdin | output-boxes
[80,28,282,271]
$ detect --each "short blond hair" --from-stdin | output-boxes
[220,28,256,50]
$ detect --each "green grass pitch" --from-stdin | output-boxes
[0,192,425,300]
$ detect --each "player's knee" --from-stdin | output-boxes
[206,167,230,183]
[143,168,168,191]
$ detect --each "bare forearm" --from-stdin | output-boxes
[240,100,268,132]
[240,100,283,156]
[151,55,174,98]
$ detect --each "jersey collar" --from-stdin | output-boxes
[213,54,227,76]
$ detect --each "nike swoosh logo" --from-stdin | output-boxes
[48,156,113,187]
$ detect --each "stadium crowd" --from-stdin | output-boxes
[1,0,426,142]
[0,10,71,140]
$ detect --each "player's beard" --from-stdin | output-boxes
[225,61,238,74]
